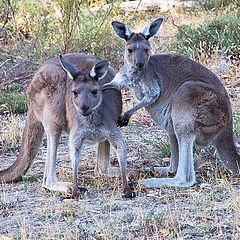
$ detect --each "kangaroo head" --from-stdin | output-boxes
[60,55,108,116]
[112,18,163,70]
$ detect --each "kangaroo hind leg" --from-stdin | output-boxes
[42,124,72,192]
[149,133,179,176]
[95,140,110,176]
[109,130,135,198]
[142,133,196,188]
[142,85,197,189]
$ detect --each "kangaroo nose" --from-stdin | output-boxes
[136,62,144,69]
[81,105,90,115]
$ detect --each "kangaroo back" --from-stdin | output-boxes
[0,106,44,182]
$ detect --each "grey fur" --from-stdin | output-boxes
[0,53,133,198]
[102,19,240,188]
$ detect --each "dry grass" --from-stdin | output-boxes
[1,5,240,240]
[0,114,25,153]
[0,120,239,239]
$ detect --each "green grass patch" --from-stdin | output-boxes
[171,11,240,60]
[0,0,123,64]
[199,0,240,9]
[0,83,28,113]
[233,112,240,138]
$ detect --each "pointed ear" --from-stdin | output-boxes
[142,18,163,40]
[112,21,133,41]
[90,60,109,80]
[59,55,79,80]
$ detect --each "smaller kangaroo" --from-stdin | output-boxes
[0,53,134,198]
[102,18,240,188]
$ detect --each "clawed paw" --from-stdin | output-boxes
[67,186,88,199]
[117,114,130,127]
[123,191,136,199]
[123,182,136,199]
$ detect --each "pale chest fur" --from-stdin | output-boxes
[125,70,160,101]
[124,69,174,133]
[71,110,108,145]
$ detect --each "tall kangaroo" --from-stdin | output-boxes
[102,18,240,188]
[0,53,134,198]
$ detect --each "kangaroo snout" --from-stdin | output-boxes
[136,62,144,69]
[80,105,90,116]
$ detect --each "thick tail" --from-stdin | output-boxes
[0,106,44,182]
[215,118,240,176]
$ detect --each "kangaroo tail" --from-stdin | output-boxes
[215,118,240,176]
[0,106,44,182]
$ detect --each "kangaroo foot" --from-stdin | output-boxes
[42,181,73,192]
[141,177,195,188]
[123,183,136,199]
[70,187,88,199]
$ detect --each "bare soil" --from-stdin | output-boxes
[0,80,240,239]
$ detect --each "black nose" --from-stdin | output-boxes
[136,62,144,69]
[81,105,90,115]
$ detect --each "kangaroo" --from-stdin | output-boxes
[0,53,134,198]
[102,18,240,188]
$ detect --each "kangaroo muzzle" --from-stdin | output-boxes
[80,105,90,116]
[134,49,146,70]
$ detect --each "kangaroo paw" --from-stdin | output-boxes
[123,183,136,199]
[70,186,88,199]
[117,113,130,127]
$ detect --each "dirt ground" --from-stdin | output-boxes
[1,7,240,239]
[0,84,240,239]
[0,121,239,240]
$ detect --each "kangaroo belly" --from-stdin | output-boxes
[81,127,107,145]
[146,102,174,133]
[84,134,107,145]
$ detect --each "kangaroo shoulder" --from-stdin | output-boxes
[28,61,66,101]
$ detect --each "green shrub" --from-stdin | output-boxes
[199,0,240,10]
[0,83,28,113]
[171,11,240,60]
[0,0,122,62]
[233,112,240,138]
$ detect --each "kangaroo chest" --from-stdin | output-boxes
[125,72,174,133]
[126,74,151,101]
[72,115,108,145]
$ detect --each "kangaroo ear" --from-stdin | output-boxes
[112,21,133,41]
[142,18,163,40]
[90,60,109,80]
[59,55,79,80]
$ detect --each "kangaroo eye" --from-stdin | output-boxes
[128,49,133,54]
[92,89,98,96]
[73,91,78,97]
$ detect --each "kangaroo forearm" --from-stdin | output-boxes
[126,94,158,117]
[101,72,127,91]
[101,82,122,91]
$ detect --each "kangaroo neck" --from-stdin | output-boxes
[80,109,102,128]
[123,59,145,83]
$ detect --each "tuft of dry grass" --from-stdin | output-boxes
[0,114,25,154]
